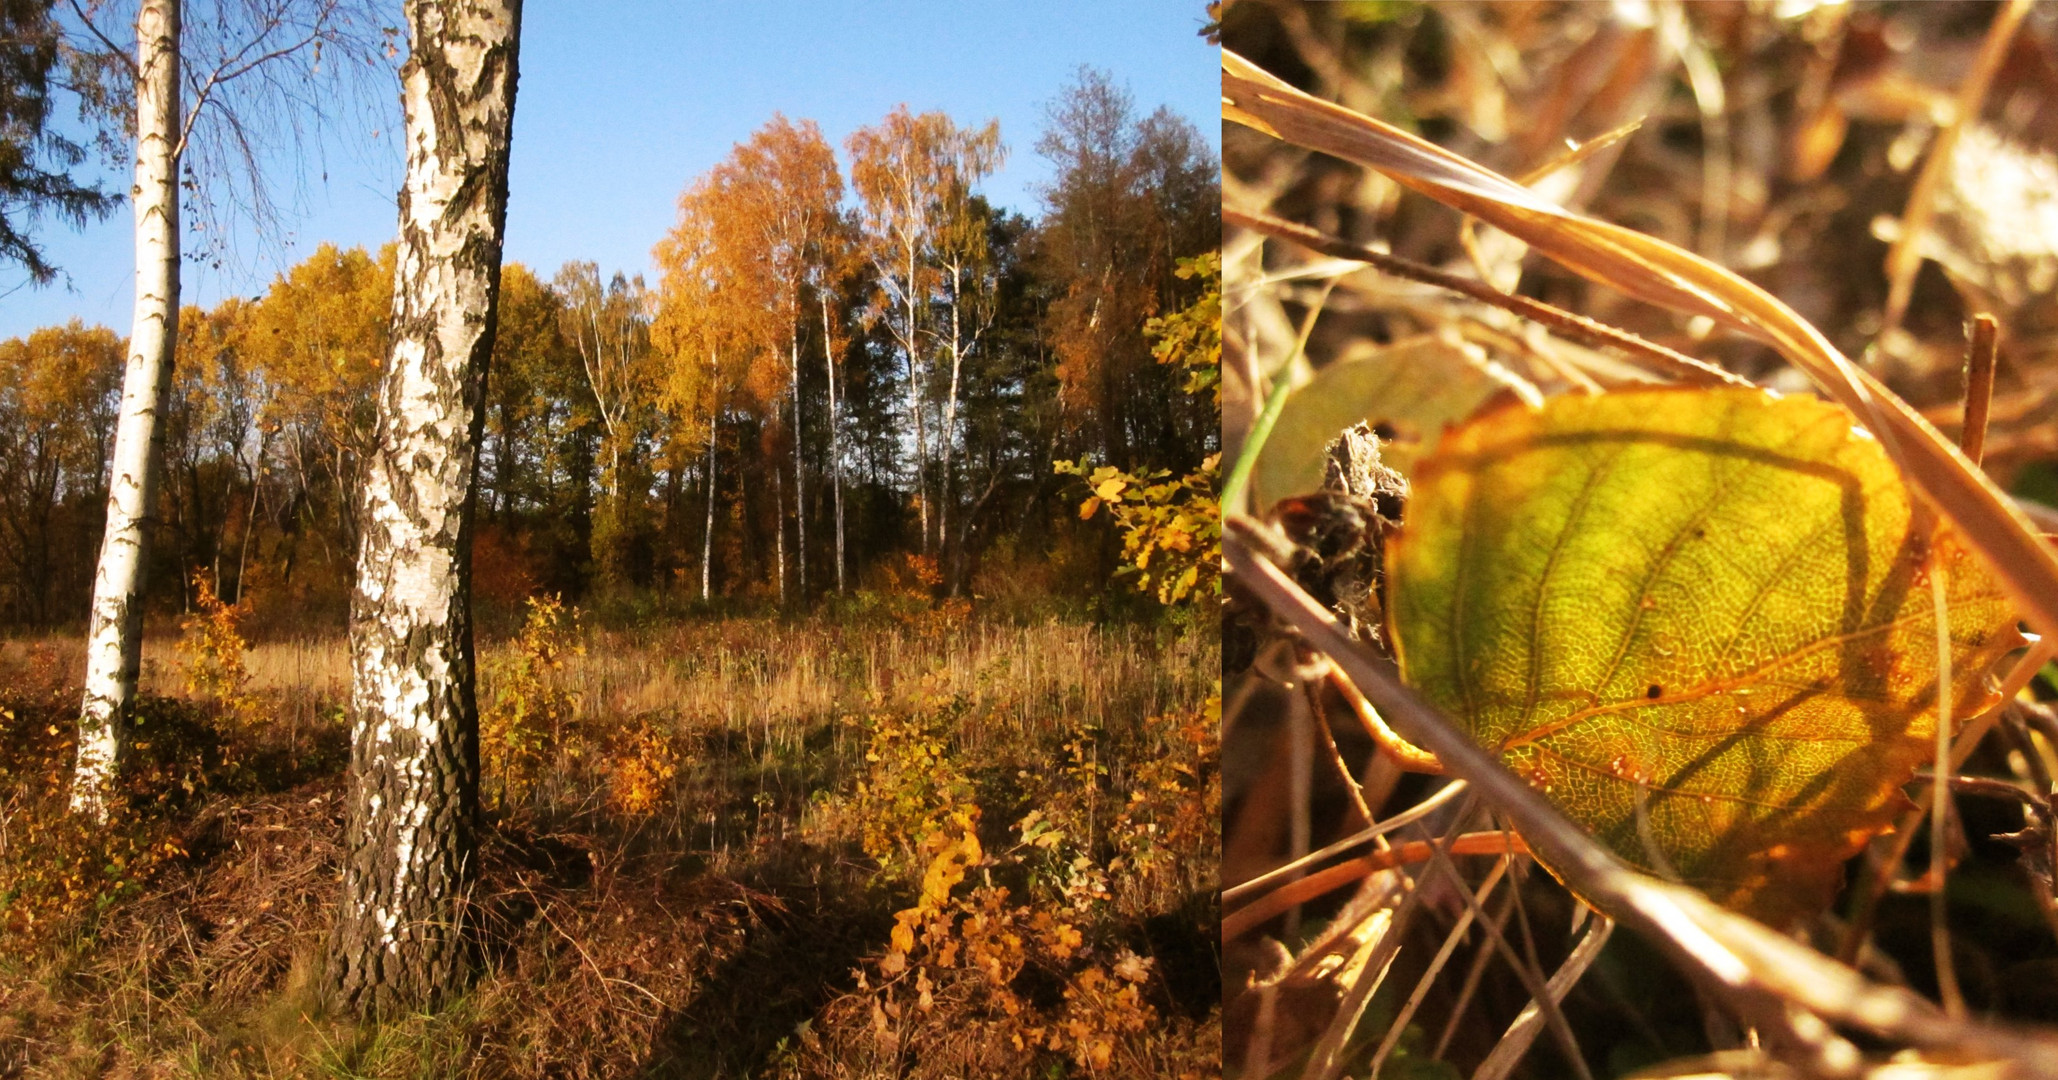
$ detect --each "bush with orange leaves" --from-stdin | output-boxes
[602,720,679,817]
[0,691,232,946]
[176,574,259,725]
[793,697,1221,1079]
[482,595,682,820]
[481,595,584,810]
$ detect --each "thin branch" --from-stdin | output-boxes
[1473,915,1616,1080]
[1418,818,1596,1080]
[1222,831,1526,941]
[1224,206,1750,388]
[1881,0,2033,337]
[1328,661,1443,773]
[1306,674,1376,827]
[181,28,324,159]
[66,0,138,79]
[1963,314,1998,467]
[1436,866,1521,1059]
[1367,854,1511,1076]
[1222,778,1471,905]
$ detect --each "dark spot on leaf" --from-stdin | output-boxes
[1646,684,1663,699]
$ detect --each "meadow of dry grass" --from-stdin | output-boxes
[0,605,1220,1079]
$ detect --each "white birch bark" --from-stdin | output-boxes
[701,394,717,601]
[789,330,806,600]
[903,234,930,554]
[938,259,963,557]
[773,462,786,605]
[822,301,844,593]
[329,0,520,1016]
[72,0,181,819]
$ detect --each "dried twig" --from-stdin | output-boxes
[1963,314,1999,467]
[1367,854,1511,1076]
[1225,206,1747,388]
[1223,831,1529,941]
[1472,914,1616,1080]
[1881,0,2034,337]
[1223,779,1471,906]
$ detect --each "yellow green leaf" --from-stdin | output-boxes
[1388,388,2022,924]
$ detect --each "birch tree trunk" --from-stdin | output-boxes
[822,302,844,593]
[938,262,965,568]
[72,0,181,820]
[902,241,930,554]
[701,396,717,601]
[328,0,520,1017]
[773,464,786,605]
[789,331,806,601]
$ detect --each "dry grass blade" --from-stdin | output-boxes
[1929,570,1966,1019]
[1221,779,1470,905]
[1303,891,1410,1080]
[1367,855,1510,1077]
[1881,0,2034,336]
[1226,521,2058,1076]
[1222,831,1528,942]
[1962,314,1999,467]
[1472,914,1616,1080]
[1223,207,1747,388]
[1223,49,2058,650]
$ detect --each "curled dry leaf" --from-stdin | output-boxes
[1388,388,2023,924]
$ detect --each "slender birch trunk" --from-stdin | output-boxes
[902,239,929,554]
[701,393,717,601]
[72,0,181,820]
[938,261,965,568]
[328,0,520,1017]
[773,463,786,605]
[789,330,805,601]
[822,301,843,593]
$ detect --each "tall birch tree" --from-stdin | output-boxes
[845,107,999,557]
[70,0,181,817]
[652,175,739,602]
[716,116,839,604]
[69,0,388,818]
[327,0,520,1016]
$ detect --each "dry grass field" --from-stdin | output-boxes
[0,603,1220,1078]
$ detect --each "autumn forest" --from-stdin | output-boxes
[0,73,1218,630]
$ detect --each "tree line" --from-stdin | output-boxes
[0,70,1218,630]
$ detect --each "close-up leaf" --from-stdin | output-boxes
[1387,387,2023,925]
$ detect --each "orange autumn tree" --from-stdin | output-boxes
[653,174,753,601]
[554,260,659,592]
[0,322,123,626]
[241,243,395,596]
[721,115,842,603]
[656,116,844,604]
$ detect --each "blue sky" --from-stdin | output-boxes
[1,1,1220,340]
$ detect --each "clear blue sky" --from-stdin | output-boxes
[0,1,1220,340]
